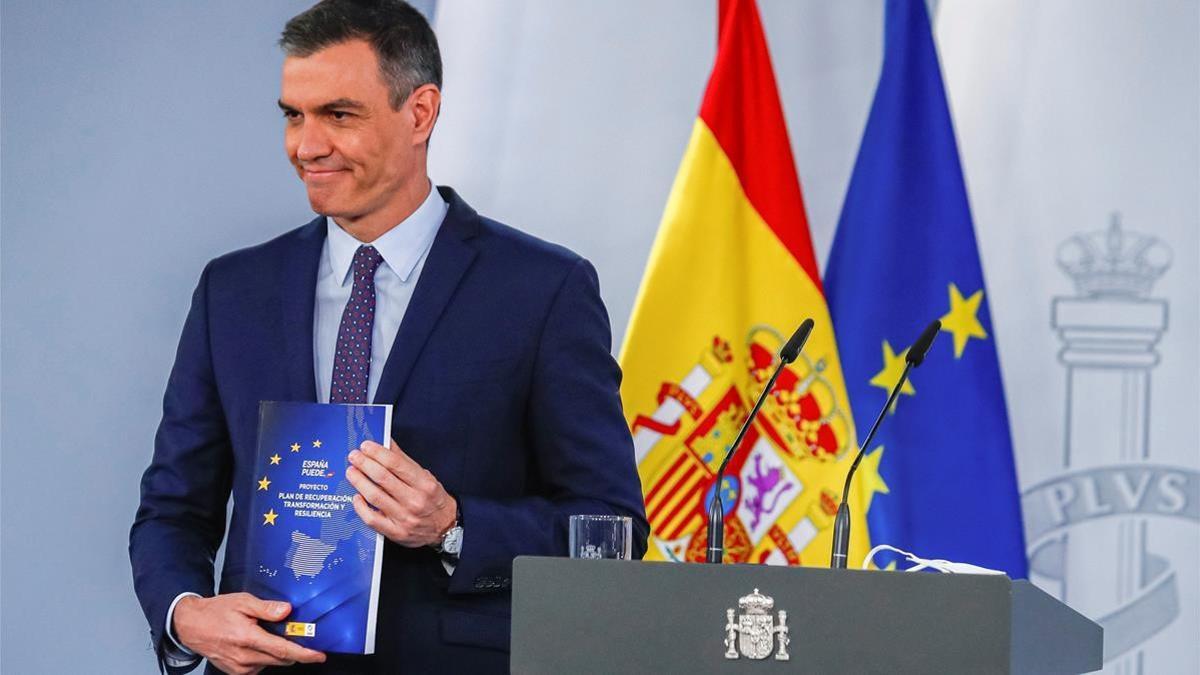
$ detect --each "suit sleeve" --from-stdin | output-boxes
[447,257,649,594]
[129,261,233,671]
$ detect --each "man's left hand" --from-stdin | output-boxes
[347,439,457,548]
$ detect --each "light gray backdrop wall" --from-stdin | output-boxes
[3,2,337,672]
[3,1,1196,674]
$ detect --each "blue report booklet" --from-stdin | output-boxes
[244,401,392,654]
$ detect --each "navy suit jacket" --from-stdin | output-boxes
[130,187,649,674]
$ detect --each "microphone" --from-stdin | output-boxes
[829,319,941,569]
[906,319,941,367]
[706,319,814,564]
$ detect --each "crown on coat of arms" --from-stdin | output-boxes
[738,588,774,614]
[740,327,849,461]
[711,336,734,364]
[1057,213,1171,298]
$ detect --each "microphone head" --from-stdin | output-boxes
[779,318,815,364]
[906,319,942,367]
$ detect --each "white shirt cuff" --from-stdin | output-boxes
[164,592,202,666]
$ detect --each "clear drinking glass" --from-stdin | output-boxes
[568,515,633,559]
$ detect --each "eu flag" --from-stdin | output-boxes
[824,0,1027,576]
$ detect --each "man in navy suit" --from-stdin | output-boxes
[129,2,648,673]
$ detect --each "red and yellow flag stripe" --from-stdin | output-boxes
[620,0,884,566]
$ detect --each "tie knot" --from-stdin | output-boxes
[353,245,385,278]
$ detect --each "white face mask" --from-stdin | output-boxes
[862,544,1007,575]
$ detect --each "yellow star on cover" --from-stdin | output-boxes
[291,442,301,452]
[940,283,987,358]
[269,453,281,465]
[312,439,322,448]
[869,340,915,411]
[262,509,278,526]
[257,476,271,491]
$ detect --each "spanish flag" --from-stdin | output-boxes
[619,0,885,566]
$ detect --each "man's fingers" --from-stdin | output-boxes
[349,460,433,516]
[238,594,291,621]
[231,595,325,664]
[353,444,441,499]
[351,439,450,547]
[360,439,423,482]
[353,493,399,540]
[347,450,403,493]
[230,644,291,669]
[353,493,386,527]
[346,463,403,514]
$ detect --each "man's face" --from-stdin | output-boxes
[279,40,429,222]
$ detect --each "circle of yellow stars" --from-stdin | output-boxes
[261,439,324,526]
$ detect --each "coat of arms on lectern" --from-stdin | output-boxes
[723,588,790,660]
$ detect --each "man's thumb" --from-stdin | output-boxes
[250,598,291,620]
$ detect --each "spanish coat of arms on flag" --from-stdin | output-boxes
[619,0,886,567]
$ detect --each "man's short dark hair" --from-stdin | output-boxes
[280,0,442,110]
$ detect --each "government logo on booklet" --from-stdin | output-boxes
[285,622,316,638]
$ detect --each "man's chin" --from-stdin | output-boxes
[305,192,345,217]
[305,188,368,221]
[309,205,365,225]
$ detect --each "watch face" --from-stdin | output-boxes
[442,526,463,556]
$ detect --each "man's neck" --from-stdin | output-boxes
[333,176,433,243]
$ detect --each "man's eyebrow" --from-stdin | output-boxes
[318,98,367,111]
[276,98,367,113]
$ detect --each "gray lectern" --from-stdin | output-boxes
[511,557,1102,674]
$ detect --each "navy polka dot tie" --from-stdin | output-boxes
[330,245,385,404]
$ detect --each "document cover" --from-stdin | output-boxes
[244,401,391,654]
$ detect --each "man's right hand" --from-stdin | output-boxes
[173,592,326,675]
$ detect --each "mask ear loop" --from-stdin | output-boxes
[862,545,1005,575]
[862,544,955,573]
[863,544,915,570]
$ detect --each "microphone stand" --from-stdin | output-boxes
[705,362,788,563]
[706,319,813,564]
[829,362,912,569]
[830,319,940,569]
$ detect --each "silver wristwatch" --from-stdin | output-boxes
[436,501,463,558]
[438,524,463,558]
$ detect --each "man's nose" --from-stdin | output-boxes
[294,122,332,162]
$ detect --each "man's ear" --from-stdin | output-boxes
[409,84,441,147]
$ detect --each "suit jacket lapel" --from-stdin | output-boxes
[373,187,480,406]
[281,216,326,402]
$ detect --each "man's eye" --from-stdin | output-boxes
[332,111,350,120]
[282,110,300,120]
